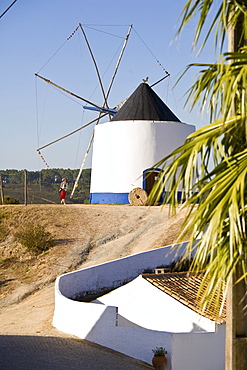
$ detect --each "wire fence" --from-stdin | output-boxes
[0,169,91,205]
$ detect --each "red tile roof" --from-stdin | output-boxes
[143,272,226,323]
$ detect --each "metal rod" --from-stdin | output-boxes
[0,0,18,19]
[35,73,103,111]
[79,23,109,109]
[105,24,132,101]
[95,24,133,124]
[36,112,108,152]
[70,130,95,198]
[150,73,170,88]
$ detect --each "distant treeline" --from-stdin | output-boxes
[0,168,91,205]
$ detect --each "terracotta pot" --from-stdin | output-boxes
[152,355,167,370]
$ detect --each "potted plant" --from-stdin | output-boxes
[152,347,167,370]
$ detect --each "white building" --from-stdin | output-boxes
[53,244,225,369]
[90,83,195,204]
[94,271,225,334]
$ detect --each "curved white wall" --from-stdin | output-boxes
[90,120,195,203]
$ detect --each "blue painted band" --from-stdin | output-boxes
[90,191,184,204]
[90,192,129,204]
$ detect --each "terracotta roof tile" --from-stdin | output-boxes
[142,272,226,323]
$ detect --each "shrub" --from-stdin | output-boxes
[0,196,19,205]
[152,347,167,356]
[15,222,55,255]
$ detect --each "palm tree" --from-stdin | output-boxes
[150,1,247,369]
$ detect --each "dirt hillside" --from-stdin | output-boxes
[0,204,187,336]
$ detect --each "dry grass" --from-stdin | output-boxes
[0,204,187,308]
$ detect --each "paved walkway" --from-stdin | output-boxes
[0,286,153,369]
[0,334,148,370]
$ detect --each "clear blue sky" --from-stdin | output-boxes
[0,0,220,171]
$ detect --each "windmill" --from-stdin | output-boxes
[35,23,177,204]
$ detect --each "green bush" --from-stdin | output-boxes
[15,222,55,255]
[0,196,19,205]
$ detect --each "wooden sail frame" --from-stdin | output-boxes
[35,24,133,198]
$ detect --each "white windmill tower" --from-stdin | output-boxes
[89,82,195,205]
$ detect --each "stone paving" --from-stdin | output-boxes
[0,334,149,370]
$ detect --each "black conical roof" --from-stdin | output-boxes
[111,83,180,122]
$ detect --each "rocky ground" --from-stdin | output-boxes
[0,204,187,336]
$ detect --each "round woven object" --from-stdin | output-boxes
[128,188,148,206]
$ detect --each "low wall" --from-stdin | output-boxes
[56,243,187,299]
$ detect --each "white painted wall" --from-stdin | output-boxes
[95,275,216,333]
[172,325,225,370]
[90,120,195,193]
[53,243,225,369]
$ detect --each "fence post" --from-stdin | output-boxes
[0,175,4,205]
[24,169,27,205]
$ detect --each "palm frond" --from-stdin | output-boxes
[149,114,247,311]
[159,0,247,317]
[176,0,247,52]
[181,48,247,124]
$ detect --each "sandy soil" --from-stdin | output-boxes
[0,204,187,337]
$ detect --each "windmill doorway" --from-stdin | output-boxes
[143,168,164,204]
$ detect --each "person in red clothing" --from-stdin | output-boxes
[59,178,68,204]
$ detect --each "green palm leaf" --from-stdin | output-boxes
[160,0,247,365]
[177,0,247,52]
